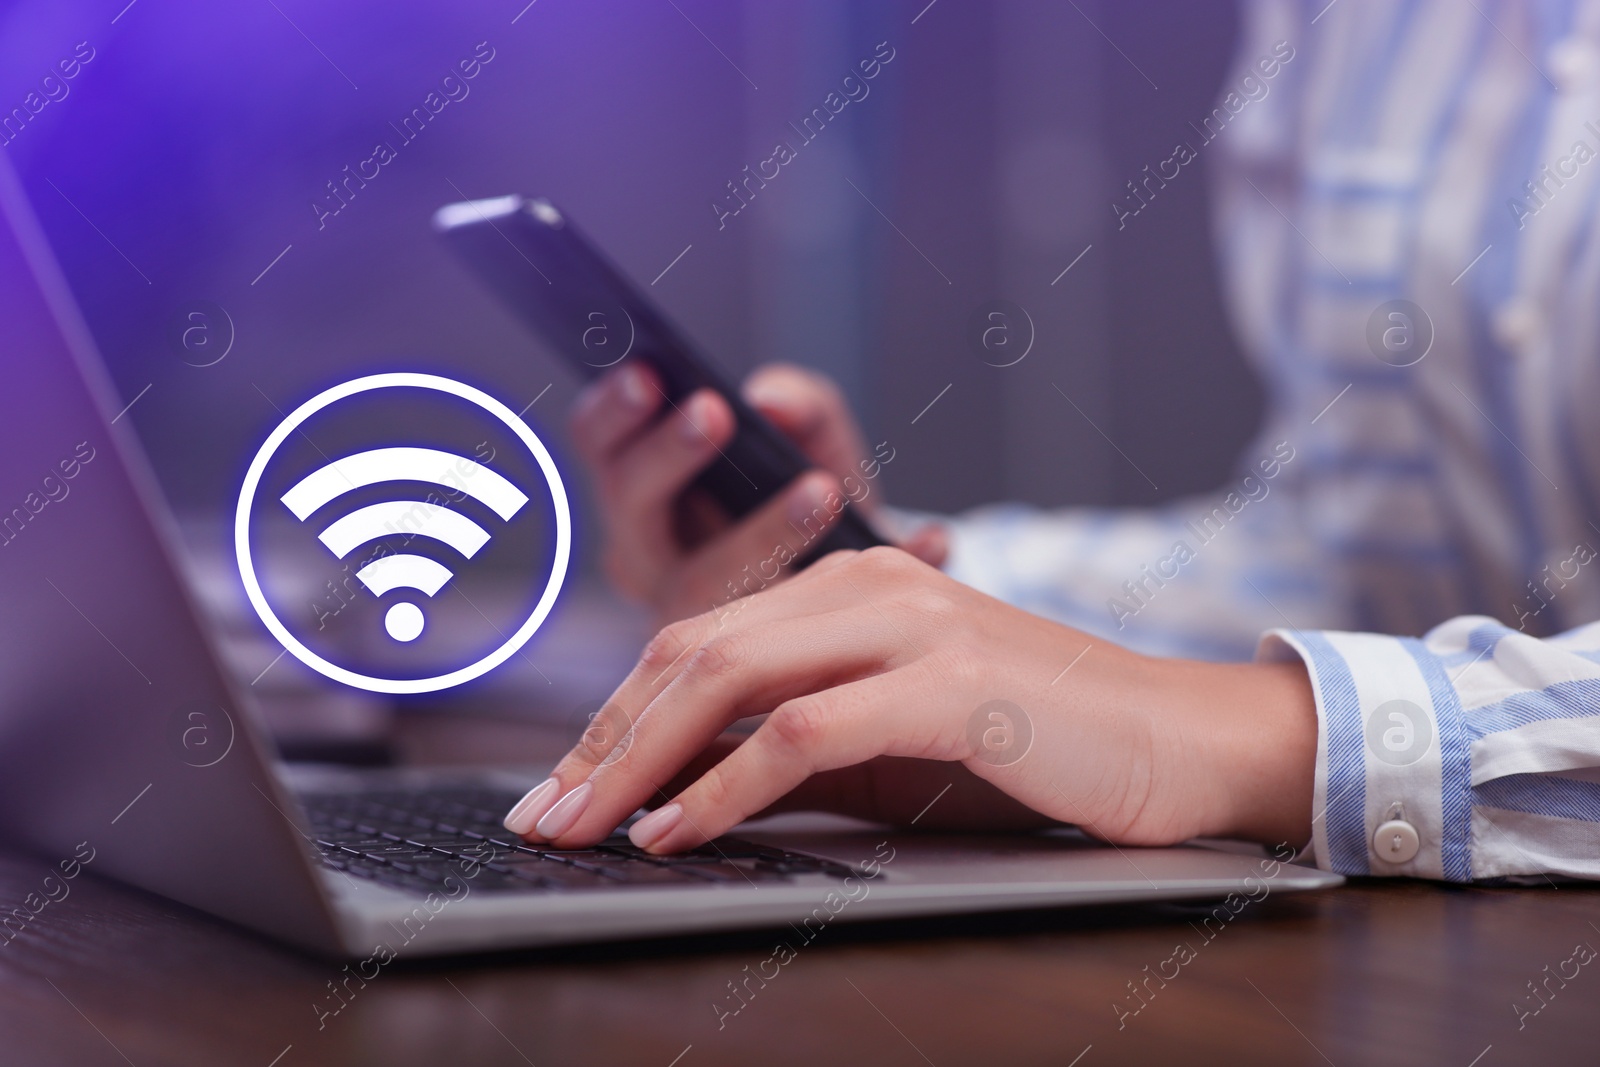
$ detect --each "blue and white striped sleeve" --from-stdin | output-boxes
[1259,617,1600,882]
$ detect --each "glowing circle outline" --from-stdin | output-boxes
[234,372,571,694]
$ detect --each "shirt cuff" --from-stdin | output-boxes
[1257,628,1473,882]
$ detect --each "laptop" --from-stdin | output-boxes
[0,153,1341,958]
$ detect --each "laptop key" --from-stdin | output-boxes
[540,849,635,865]
[523,863,625,888]
[359,844,434,859]
[402,834,471,848]
[609,865,712,886]
[494,855,553,870]
[480,834,531,851]
[668,860,787,883]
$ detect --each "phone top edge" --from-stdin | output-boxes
[432,194,563,232]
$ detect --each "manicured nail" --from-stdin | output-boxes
[535,781,594,839]
[743,379,790,412]
[787,474,832,525]
[629,803,684,851]
[503,777,561,835]
[681,393,714,443]
[617,364,650,409]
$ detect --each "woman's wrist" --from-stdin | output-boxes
[1145,655,1317,850]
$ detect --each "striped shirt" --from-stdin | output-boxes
[939,0,1600,881]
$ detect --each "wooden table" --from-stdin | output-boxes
[3,713,1596,1066]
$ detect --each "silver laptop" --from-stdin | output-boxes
[0,154,1340,958]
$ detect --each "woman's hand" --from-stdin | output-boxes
[568,361,946,627]
[502,547,1317,854]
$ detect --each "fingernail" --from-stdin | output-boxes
[629,803,684,851]
[617,364,650,409]
[743,379,787,410]
[681,393,713,443]
[535,781,594,839]
[787,474,831,525]
[502,777,561,835]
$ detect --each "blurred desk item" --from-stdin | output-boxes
[1,711,1591,1066]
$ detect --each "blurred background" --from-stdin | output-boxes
[1,0,1260,746]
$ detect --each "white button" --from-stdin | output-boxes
[1492,298,1541,353]
[1549,38,1600,93]
[1373,819,1421,864]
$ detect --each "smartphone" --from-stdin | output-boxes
[433,195,886,562]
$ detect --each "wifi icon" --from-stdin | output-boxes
[279,447,529,643]
[237,372,571,695]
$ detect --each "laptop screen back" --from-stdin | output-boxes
[0,151,341,953]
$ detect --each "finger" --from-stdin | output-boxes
[651,742,1054,831]
[597,389,735,594]
[769,760,1056,831]
[742,364,869,492]
[629,667,953,852]
[601,388,733,518]
[658,469,842,612]
[533,608,908,846]
[544,547,867,779]
[901,524,949,569]
[568,362,662,464]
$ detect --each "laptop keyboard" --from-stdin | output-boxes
[300,786,854,896]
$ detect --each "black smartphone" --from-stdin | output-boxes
[433,194,886,562]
